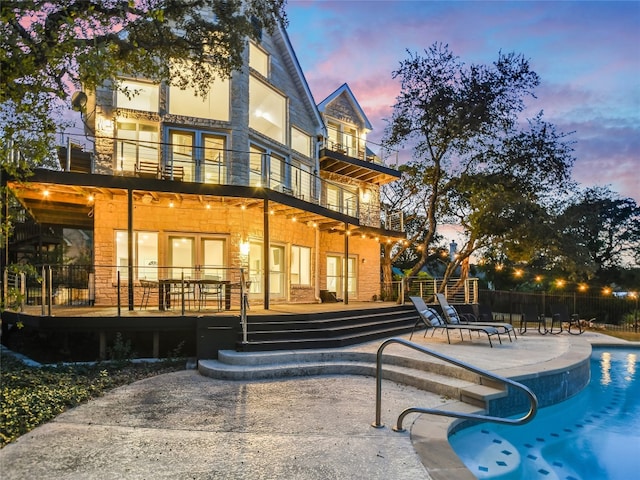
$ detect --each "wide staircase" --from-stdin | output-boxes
[237,304,419,351]
[199,347,506,411]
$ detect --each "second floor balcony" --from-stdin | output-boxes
[34,136,406,234]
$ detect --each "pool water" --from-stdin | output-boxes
[449,348,640,479]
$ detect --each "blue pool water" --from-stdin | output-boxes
[449,347,640,479]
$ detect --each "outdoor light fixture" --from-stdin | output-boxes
[240,240,250,256]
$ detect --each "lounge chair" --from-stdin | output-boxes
[435,293,515,341]
[520,304,547,334]
[549,304,584,335]
[409,296,501,347]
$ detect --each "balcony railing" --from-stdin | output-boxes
[323,125,399,168]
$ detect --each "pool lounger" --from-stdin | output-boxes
[436,293,517,341]
[409,296,501,347]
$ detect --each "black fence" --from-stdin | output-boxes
[478,289,638,329]
[23,265,95,307]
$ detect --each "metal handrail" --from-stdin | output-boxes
[372,337,538,432]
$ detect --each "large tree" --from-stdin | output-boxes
[381,43,574,287]
[554,186,640,277]
[1,0,286,171]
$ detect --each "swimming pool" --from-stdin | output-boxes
[449,347,640,479]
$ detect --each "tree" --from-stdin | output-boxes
[1,0,286,169]
[555,186,640,277]
[382,43,574,287]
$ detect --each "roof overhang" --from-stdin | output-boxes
[319,148,401,185]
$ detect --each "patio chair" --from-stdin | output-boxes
[168,279,196,310]
[198,276,223,311]
[520,304,547,335]
[436,293,514,341]
[139,279,158,310]
[409,296,500,347]
[549,304,584,335]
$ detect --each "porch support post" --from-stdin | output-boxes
[128,188,134,310]
[344,222,349,305]
[263,198,270,310]
[153,331,160,358]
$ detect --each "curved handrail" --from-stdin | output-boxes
[372,337,538,432]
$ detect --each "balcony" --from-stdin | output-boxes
[7,136,405,234]
[320,127,401,186]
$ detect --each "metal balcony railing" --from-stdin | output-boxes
[323,124,399,168]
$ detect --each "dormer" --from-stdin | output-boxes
[318,84,399,186]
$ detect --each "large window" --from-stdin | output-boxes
[168,77,229,121]
[168,130,227,183]
[249,77,286,144]
[291,246,311,286]
[116,80,159,112]
[291,127,311,156]
[115,121,159,174]
[115,231,159,281]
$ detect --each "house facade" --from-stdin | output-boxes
[6,23,404,311]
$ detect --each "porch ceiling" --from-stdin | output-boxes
[319,149,401,186]
[9,181,96,229]
[9,179,405,243]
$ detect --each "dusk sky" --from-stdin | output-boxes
[286,0,640,203]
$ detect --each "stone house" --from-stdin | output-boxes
[6,21,404,311]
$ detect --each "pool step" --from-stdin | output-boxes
[199,348,506,409]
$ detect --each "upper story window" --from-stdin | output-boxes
[115,79,159,112]
[168,76,230,121]
[249,77,286,145]
[291,127,312,157]
[115,121,159,173]
[249,43,269,77]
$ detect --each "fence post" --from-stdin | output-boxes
[19,272,25,312]
[41,266,46,316]
[47,266,52,316]
[117,270,121,317]
[2,268,7,308]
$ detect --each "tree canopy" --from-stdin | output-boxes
[381,43,575,286]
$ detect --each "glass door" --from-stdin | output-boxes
[201,239,225,280]
[326,255,357,297]
[248,242,285,297]
[169,236,195,279]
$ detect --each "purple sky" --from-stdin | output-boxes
[287,0,640,203]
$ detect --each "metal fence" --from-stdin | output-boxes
[478,289,639,328]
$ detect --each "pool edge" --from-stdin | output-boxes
[408,337,620,480]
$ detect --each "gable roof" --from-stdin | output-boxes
[275,23,325,136]
[317,83,373,131]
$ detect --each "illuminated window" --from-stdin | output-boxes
[115,231,158,281]
[115,80,159,112]
[115,121,158,173]
[168,77,229,121]
[291,127,311,156]
[168,130,227,183]
[291,245,311,285]
[249,77,286,144]
[250,144,265,186]
[249,43,269,77]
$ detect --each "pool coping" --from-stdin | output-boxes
[410,337,640,480]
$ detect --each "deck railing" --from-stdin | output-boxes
[45,134,404,232]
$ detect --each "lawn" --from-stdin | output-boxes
[0,352,184,448]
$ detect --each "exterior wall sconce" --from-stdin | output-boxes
[240,240,250,256]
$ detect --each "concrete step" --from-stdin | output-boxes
[199,348,506,409]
